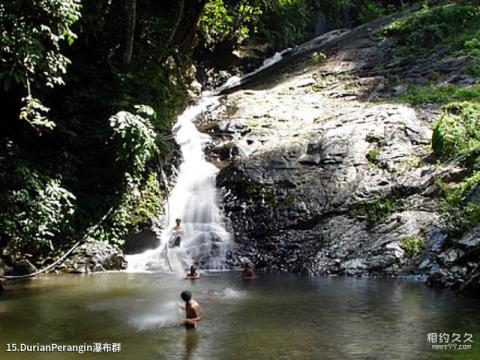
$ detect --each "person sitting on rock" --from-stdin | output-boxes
[168,218,182,248]
[242,263,255,279]
[185,265,200,280]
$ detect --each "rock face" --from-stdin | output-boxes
[60,238,127,274]
[426,225,480,293]
[124,228,160,255]
[198,18,475,288]
[211,84,436,274]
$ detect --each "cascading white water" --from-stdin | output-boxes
[127,50,290,273]
[126,96,231,273]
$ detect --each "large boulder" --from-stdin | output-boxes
[10,259,38,276]
[62,238,128,273]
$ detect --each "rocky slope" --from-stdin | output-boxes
[198,14,478,293]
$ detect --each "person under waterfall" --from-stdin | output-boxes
[168,218,183,248]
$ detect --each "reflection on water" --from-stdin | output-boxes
[0,273,479,360]
[184,330,199,360]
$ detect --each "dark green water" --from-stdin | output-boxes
[0,272,478,360]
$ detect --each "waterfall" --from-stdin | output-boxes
[127,50,289,273]
[126,96,231,273]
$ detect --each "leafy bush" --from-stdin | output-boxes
[432,102,480,159]
[402,234,425,255]
[443,203,480,240]
[310,51,327,66]
[382,4,480,53]
[349,195,396,227]
[399,85,480,106]
[359,1,397,23]
[0,0,81,129]
[1,164,76,254]
[109,105,159,178]
[366,147,381,164]
[91,172,164,245]
[200,0,262,47]
[465,35,480,78]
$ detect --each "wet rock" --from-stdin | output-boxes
[92,264,106,272]
[438,249,460,266]
[10,259,38,276]
[418,258,431,270]
[457,225,480,249]
[366,255,398,271]
[64,238,127,273]
[385,242,405,259]
[124,228,160,255]
[427,268,450,288]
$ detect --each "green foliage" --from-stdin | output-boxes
[1,162,76,254]
[382,3,480,97]
[436,173,480,241]
[200,0,262,46]
[365,132,386,166]
[349,195,396,227]
[0,0,81,129]
[309,51,327,66]
[366,132,386,146]
[0,1,191,259]
[109,106,159,178]
[366,147,381,165]
[233,176,297,210]
[464,36,480,77]
[359,1,397,23]
[443,203,480,240]
[382,4,480,53]
[402,234,425,255]
[19,95,55,130]
[92,172,164,245]
[257,0,314,48]
[128,173,164,231]
[398,84,480,106]
[432,102,480,159]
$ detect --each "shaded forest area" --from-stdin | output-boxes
[0,0,469,267]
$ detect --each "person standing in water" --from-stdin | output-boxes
[180,291,203,328]
[242,263,256,279]
[169,218,183,248]
[185,265,200,280]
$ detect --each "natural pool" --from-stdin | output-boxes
[0,272,479,359]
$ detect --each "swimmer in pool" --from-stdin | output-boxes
[242,263,255,279]
[185,265,200,280]
[180,290,203,329]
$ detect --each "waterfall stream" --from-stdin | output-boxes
[127,51,289,273]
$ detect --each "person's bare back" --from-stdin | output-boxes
[181,291,203,328]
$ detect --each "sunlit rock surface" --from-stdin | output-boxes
[200,23,474,291]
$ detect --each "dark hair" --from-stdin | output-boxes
[176,218,181,222]
[181,290,192,302]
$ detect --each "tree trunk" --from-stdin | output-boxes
[124,0,136,64]
[166,0,185,49]
[176,0,208,52]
